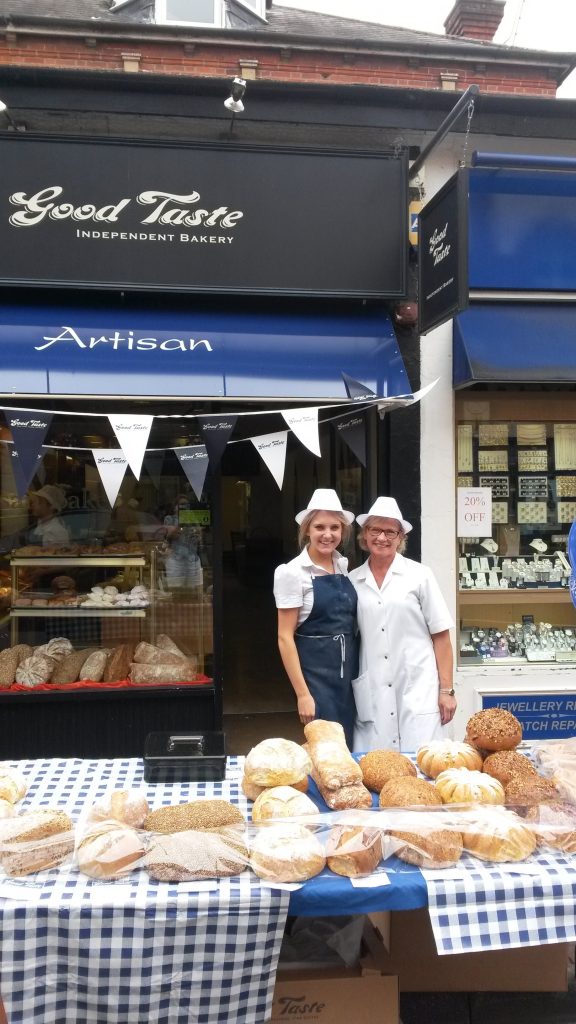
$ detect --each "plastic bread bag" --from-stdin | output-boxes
[0,809,75,876]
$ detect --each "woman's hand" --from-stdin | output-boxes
[297,693,316,725]
[438,690,457,725]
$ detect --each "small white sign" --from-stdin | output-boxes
[457,487,492,537]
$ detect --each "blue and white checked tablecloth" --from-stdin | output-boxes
[0,757,291,1024]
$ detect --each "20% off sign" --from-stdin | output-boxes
[457,487,492,537]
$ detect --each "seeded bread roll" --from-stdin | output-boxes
[250,824,325,882]
[360,750,417,792]
[379,777,442,808]
[143,799,244,834]
[76,823,145,879]
[460,806,537,862]
[0,809,74,875]
[50,648,98,685]
[435,768,505,805]
[103,643,135,683]
[0,768,27,804]
[79,649,110,682]
[251,786,318,823]
[416,741,483,779]
[145,828,248,882]
[482,750,538,786]
[504,774,558,814]
[244,738,312,788]
[465,708,522,752]
[88,789,150,829]
[326,826,383,877]
[391,828,463,869]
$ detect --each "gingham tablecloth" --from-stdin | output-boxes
[0,757,290,1024]
[424,850,576,955]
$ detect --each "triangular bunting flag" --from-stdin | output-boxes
[3,410,52,494]
[144,450,165,491]
[341,373,377,401]
[8,447,42,498]
[108,414,153,481]
[250,431,288,489]
[197,415,237,469]
[281,407,321,457]
[93,449,129,508]
[175,445,210,501]
[332,411,367,467]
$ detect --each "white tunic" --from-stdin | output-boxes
[349,553,453,753]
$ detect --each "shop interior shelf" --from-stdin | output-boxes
[458,589,573,605]
[10,556,146,567]
[9,608,147,618]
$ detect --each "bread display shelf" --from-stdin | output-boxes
[10,608,147,618]
[459,590,572,605]
[10,556,146,567]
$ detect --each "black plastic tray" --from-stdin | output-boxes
[143,730,226,783]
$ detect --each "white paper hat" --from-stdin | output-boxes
[356,496,412,533]
[295,488,355,525]
[28,484,66,513]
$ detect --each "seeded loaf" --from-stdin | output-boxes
[50,648,98,685]
[145,828,248,882]
[465,708,522,752]
[390,828,463,869]
[0,809,74,875]
[360,750,417,792]
[143,799,244,834]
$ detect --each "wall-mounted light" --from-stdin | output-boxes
[0,99,27,132]
[224,77,246,115]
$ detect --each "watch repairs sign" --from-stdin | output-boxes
[482,693,576,739]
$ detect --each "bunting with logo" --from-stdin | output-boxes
[175,445,210,501]
[341,373,377,402]
[197,415,238,469]
[92,449,129,508]
[2,410,52,496]
[108,414,154,480]
[281,407,321,458]
[332,411,367,467]
[250,431,288,490]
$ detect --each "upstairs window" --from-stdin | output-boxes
[156,0,224,26]
[236,0,266,16]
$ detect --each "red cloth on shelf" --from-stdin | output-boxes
[6,674,212,693]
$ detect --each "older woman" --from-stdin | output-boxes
[349,496,455,753]
[273,488,358,746]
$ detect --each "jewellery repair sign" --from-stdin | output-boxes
[482,693,576,739]
[0,136,407,297]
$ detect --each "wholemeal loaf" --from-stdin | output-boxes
[390,828,463,869]
[144,800,244,834]
[379,777,442,808]
[244,738,312,788]
[416,740,483,779]
[434,768,505,805]
[251,786,318,823]
[360,750,417,792]
[326,826,382,877]
[76,822,145,879]
[504,775,558,814]
[87,789,150,829]
[103,643,136,683]
[0,809,74,875]
[50,648,97,685]
[129,661,199,685]
[145,828,248,882]
[482,750,538,786]
[0,647,23,689]
[78,649,110,682]
[465,708,522,752]
[304,720,362,790]
[250,824,325,882]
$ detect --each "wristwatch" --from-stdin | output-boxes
[440,688,456,696]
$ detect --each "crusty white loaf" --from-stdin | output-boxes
[250,824,325,882]
[304,720,362,790]
[244,738,311,788]
[251,786,318,823]
[87,789,150,829]
[76,823,144,879]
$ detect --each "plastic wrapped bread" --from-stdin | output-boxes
[133,642,188,666]
[79,649,110,682]
[304,720,362,790]
[0,809,75,875]
[326,826,383,877]
[156,634,188,660]
[129,660,198,685]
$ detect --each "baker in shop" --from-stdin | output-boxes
[27,485,71,548]
[350,496,456,753]
[273,488,358,747]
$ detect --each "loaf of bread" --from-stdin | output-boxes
[0,768,27,804]
[304,720,362,790]
[241,773,308,801]
[87,789,150,829]
[35,637,74,662]
[0,799,15,819]
[525,801,576,853]
[133,642,187,666]
[390,828,463,869]
[251,786,318,823]
[0,809,74,875]
[50,648,98,685]
[145,828,248,882]
[15,653,57,687]
[143,800,244,834]
[316,779,373,810]
[78,649,110,682]
[103,643,136,683]
[482,750,538,786]
[129,661,199,685]
[504,774,558,813]
[416,741,483,780]
[250,823,325,882]
[460,806,537,862]
[76,823,145,879]
[435,768,505,806]
[0,646,29,689]
[360,750,417,792]
[244,738,312,788]
[326,826,382,877]
[465,708,522,752]
[156,635,188,660]
[379,777,442,808]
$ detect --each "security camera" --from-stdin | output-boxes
[224,77,247,114]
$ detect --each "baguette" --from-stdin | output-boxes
[304,719,362,790]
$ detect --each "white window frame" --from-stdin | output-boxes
[155,0,225,27]
[235,0,267,20]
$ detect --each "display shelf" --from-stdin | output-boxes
[459,589,572,605]
[10,608,147,618]
[10,556,146,567]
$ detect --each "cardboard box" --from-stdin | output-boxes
[365,908,570,993]
[270,948,398,1023]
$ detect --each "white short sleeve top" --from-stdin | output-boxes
[273,547,350,626]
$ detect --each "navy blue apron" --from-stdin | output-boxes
[295,573,358,748]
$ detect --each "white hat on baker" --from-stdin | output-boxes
[28,484,66,513]
[295,488,355,526]
[356,496,412,533]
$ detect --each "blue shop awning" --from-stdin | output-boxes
[0,302,411,401]
[454,304,576,388]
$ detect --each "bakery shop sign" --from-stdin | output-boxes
[0,135,407,297]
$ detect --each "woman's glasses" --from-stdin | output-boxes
[367,527,400,539]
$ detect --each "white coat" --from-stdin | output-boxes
[349,553,453,753]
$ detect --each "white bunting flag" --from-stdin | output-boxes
[250,431,288,490]
[281,407,321,457]
[108,414,153,480]
[93,449,129,508]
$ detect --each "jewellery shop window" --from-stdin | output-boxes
[0,406,213,692]
[456,393,576,668]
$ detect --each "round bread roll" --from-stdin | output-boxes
[360,750,416,792]
[525,800,576,853]
[391,828,463,869]
[460,806,537,862]
[244,738,311,788]
[0,809,74,875]
[379,777,442,808]
[88,789,150,829]
[250,823,325,882]
[145,827,248,881]
[504,774,558,814]
[77,823,145,879]
[251,786,318,823]
[465,708,522,752]
[435,768,505,806]
[144,800,244,834]
[241,773,308,802]
[416,740,483,779]
[482,750,538,786]
[326,826,382,877]
[0,767,27,804]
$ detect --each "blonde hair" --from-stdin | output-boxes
[298,510,351,550]
[358,517,407,554]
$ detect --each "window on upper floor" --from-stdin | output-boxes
[236,0,266,17]
[156,0,225,27]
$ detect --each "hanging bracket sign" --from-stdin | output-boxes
[418,168,469,335]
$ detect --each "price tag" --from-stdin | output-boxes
[457,487,492,538]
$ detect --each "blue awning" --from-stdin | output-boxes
[0,302,411,401]
[454,304,576,388]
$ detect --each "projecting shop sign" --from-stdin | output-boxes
[482,693,576,739]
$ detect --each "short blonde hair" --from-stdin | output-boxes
[358,517,407,554]
[298,509,352,550]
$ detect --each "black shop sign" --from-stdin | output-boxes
[418,168,469,334]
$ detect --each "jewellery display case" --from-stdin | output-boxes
[455,393,576,667]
